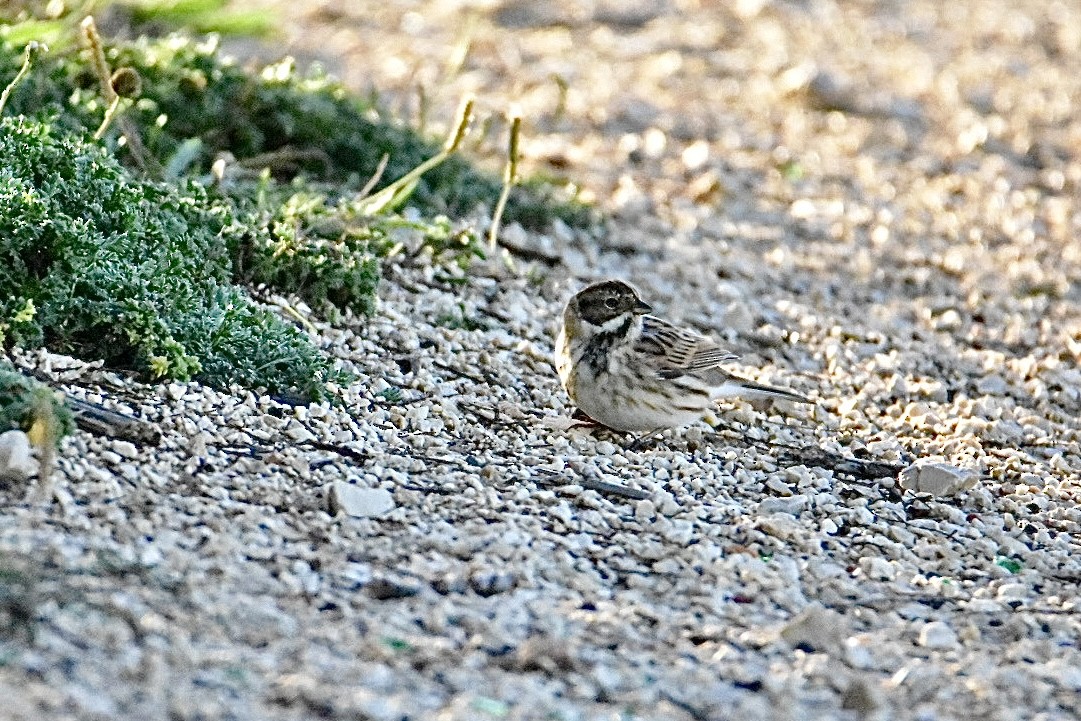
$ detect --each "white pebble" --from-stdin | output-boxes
[917,621,959,649]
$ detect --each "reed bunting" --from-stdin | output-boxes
[555,280,810,432]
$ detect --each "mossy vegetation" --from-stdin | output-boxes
[0,9,592,410]
[0,115,341,398]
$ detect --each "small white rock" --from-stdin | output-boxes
[843,636,877,670]
[327,482,396,518]
[859,556,896,581]
[759,495,808,516]
[780,604,848,652]
[653,490,680,516]
[996,583,1029,602]
[765,476,794,496]
[635,499,657,523]
[976,374,1008,395]
[284,421,316,443]
[0,430,37,482]
[917,621,959,649]
[112,440,139,460]
[757,513,803,542]
[898,462,979,497]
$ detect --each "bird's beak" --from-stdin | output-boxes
[633,299,652,315]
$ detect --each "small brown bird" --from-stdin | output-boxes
[554,280,810,432]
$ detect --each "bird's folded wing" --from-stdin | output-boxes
[637,315,739,377]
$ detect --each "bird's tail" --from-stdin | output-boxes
[713,378,813,404]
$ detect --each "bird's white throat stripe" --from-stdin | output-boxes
[595,312,638,336]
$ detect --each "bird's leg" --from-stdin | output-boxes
[570,409,661,447]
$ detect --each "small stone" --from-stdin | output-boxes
[470,569,516,597]
[844,637,876,670]
[507,636,578,674]
[859,556,896,581]
[366,575,420,600]
[780,604,847,652]
[431,572,468,595]
[917,621,958,649]
[112,440,139,460]
[0,430,37,482]
[285,421,316,443]
[841,677,881,716]
[759,495,808,515]
[653,490,680,516]
[594,441,618,455]
[327,482,396,518]
[765,476,794,496]
[976,374,1008,395]
[635,499,657,522]
[995,583,1029,602]
[757,513,803,542]
[898,462,979,497]
[681,140,711,170]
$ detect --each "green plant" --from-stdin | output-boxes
[224,179,485,317]
[0,115,339,399]
[0,21,596,406]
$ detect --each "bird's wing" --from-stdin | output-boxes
[637,316,813,403]
[636,315,739,378]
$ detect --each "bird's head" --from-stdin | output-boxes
[566,280,653,330]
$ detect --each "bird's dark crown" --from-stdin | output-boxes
[573,280,651,326]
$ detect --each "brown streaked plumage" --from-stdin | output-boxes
[554,280,810,432]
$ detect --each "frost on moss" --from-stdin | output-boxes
[0,115,338,400]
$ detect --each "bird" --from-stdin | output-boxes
[554,279,811,432]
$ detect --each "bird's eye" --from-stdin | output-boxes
[604,298,618,309]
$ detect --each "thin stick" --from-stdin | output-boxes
[93,96,121,140]
[358,95,474,216]
[80,16,159,176]
[356,153,389,200]
[81,17,115,104]
[551,74,568,122]
[415,81,428,135]
[0,42,46,116]
[488,112,521,251]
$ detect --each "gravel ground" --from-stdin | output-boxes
[4,0,1081,719]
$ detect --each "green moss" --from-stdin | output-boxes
[0,115,338,399]
[1,1,275,45]
[124,0,277,38]
[224,180,485,317]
